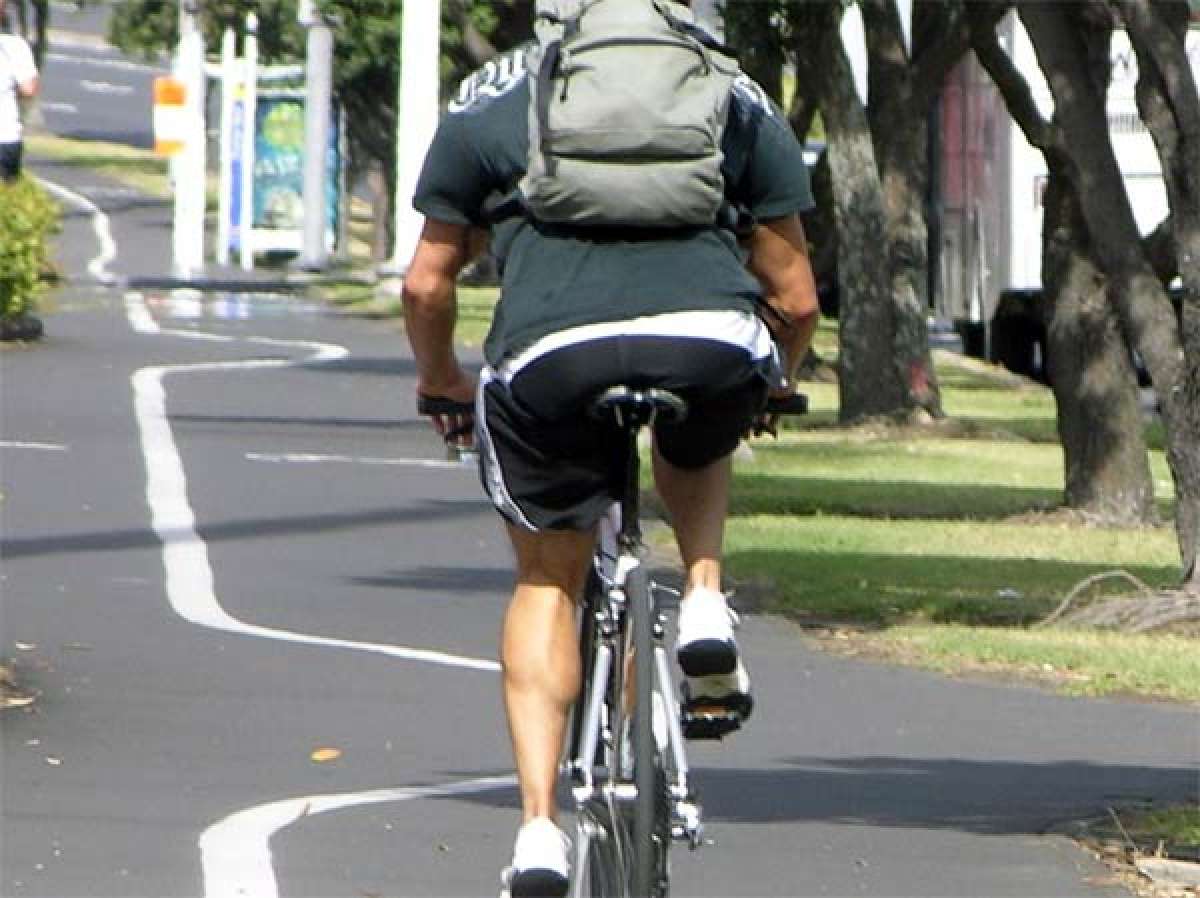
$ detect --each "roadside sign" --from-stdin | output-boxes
[152,76,187,157]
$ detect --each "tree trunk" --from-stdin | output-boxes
[1041,171,1156,523]
[1022,2,1200,585]
[792,4,907,421]
[723,2,787,107]
[1115,0,1200,587]
[862,1,942,418]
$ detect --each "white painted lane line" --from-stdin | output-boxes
[0,441,68,452]
[39,101,79,114]
[126,295,500,673]
[124,292,158,334]
[45,50,161,73]
[247,452,470,470]
[37,178,117,283]
[199,774,516,898]
[81,79,134,95]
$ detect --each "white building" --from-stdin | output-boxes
[938,11,1200,340]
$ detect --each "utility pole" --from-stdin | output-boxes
[298,0,334,271]
[173,0,207,277]
[387,0,441,276]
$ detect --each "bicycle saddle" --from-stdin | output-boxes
[588,386,688,428]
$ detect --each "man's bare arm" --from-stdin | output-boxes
[745,214,820,394]
[401,218,477,401]
[17,75,37,99]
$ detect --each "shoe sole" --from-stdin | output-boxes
[677,638,737,676]
[508,869,568,898]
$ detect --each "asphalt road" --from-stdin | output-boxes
[39,2,164,150]
[3,38,1199,898]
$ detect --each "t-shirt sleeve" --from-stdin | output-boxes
[2,37,37,83]
[726,81,814,221]
[412,112,491,227]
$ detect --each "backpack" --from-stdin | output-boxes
[519,0,741,229]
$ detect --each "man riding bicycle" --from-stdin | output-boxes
[402,3,819,894]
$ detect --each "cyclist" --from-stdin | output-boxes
[402,9,819,896]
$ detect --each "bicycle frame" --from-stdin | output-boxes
[564,404,703,898]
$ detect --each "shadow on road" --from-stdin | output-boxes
[701,756,1196,832]
[445,756,1195,837]
[0,500,484,560]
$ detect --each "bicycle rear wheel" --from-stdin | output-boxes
[575,799,629,898]
[627,565,670,898]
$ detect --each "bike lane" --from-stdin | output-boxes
[3,156,1196,898]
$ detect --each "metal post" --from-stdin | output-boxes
[173,0,207,277]
[215,26,236,266]
[299,1,333,271]
[239,13,258,271]
[388,0,442,275]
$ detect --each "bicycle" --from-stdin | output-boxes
[419,387,807,898]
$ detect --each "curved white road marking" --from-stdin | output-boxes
[199,774,516,898]
[127,292,501,673]
[37,178,118,284]
[126,292,507,897]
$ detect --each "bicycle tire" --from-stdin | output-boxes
[577,800,627,898]
[627,565,669,898]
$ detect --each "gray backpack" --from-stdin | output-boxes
[519,0,740,229]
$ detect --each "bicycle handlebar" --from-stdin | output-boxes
[764,393,808,416]
[417,395,475,416]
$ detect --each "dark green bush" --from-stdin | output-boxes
[0,177,59,321]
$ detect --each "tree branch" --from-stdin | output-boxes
[971,17,1060,157]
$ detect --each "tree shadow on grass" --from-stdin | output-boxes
[730,474,1064,521]
[724,548,1180,625]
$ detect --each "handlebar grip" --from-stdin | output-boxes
[764,393,809,415]
[417,395,475,416]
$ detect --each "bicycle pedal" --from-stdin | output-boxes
[680,704,744,740]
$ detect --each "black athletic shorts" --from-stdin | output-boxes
[477,334,772,531]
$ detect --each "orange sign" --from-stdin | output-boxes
[153,76,188,157]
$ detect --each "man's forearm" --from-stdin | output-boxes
[775,306,819,389]
[403,276,462,389]
[401,219,474,394]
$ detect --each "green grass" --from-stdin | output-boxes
[876,626,1200,701]
[1121,804,1200,847]
[712,346,1194,702]
[724,513,1179,626]
[26,131,172,199]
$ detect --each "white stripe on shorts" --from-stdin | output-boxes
[495,310,777,383]
[476,367,538,531]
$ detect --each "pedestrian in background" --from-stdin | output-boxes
[0,0,38,182]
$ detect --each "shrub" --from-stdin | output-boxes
[0,177,59,322]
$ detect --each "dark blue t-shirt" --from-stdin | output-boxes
[413,46,814,365]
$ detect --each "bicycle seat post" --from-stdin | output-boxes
[588,386,688,552]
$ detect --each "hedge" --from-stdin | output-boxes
[0,176,59,324]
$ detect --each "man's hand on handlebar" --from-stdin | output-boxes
[751,387,809,438]
[416,373,477,452]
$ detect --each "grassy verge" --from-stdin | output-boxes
[26,131,172,199]
[718,332,1194,703]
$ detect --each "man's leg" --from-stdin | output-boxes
[651,447,731,592]
[652,445,751,716]
[501,524,596,823]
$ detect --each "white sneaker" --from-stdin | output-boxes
[675,587,740,676]
[500,817,570,898]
